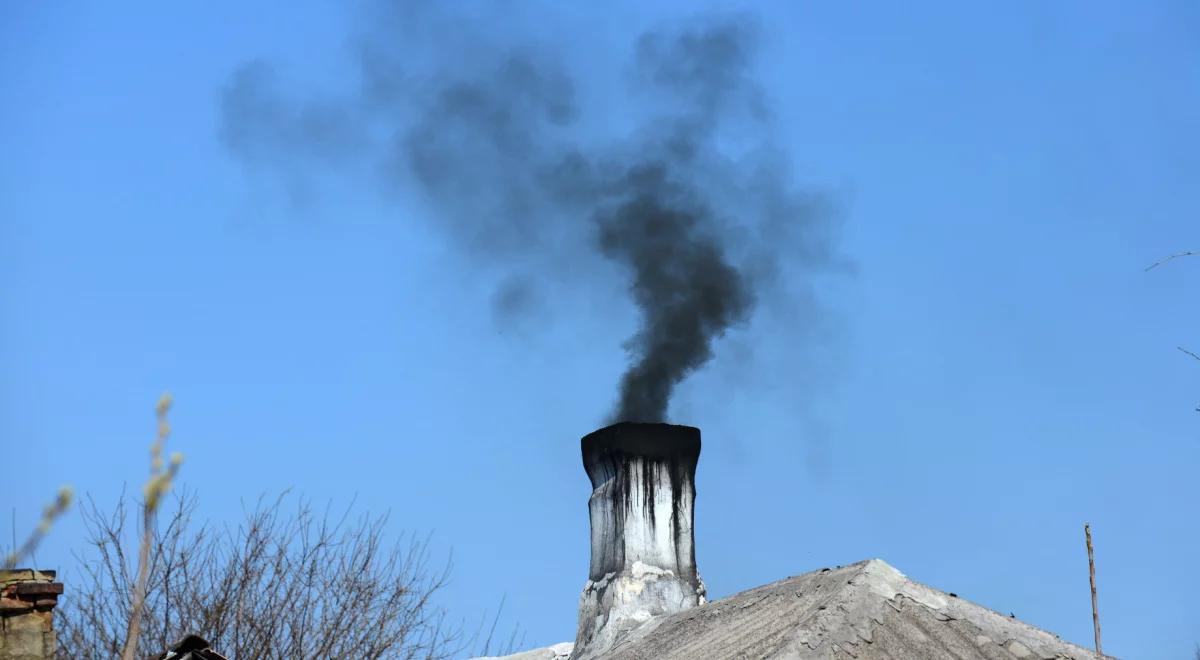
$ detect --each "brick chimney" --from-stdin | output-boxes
[572,423,706,658]
[0,569,64,660]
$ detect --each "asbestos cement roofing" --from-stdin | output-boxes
[589,559,1110,660]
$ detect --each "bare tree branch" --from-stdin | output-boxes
[1145,252,1197,411]
[1144,251,1195,271]
[121,393,182,660]
[52,396,523,659]
[55,489,521,659]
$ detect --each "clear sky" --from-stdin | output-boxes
[2,2,1197,658]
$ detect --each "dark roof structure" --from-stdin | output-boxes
[149,635,229,660]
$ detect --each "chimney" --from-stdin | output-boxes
[0,569,64,660]
[572,423,706,657]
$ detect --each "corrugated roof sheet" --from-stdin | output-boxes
[578,559,1112,660]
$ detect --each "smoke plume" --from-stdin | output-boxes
[220,6,840,423]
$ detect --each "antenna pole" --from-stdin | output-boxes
[1085,523,1102,658]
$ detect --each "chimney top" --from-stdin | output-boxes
[581,422,699,486]
[1,568,65,660]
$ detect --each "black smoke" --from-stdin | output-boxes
[220,7,840,423]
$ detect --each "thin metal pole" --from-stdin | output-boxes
[1085,523,1102,658]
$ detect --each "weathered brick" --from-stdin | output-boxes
[0,598,31,615]
[10,585,61,598]
[0,570,36,584]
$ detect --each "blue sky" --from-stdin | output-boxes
[2,2,1198,658]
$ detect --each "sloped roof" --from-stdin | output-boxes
[148,634,229,660]
[478,641,574,660]
[581,559,1109,660]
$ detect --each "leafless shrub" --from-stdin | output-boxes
[57,490,465,659]
[469,594,528,659]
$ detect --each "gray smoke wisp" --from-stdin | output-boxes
[220,8,839,423]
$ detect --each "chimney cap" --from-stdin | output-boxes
[581,423,700,487]
[582,422,700,459]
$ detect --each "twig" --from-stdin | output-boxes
[1177,348,1200,411]
[1147,252,1199,409]
[120,393,183,660]
[2,488,73,570]
[1144,250,1195,271]
[1084,523,1102,658]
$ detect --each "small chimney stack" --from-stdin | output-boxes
[572,423,705,657]
[0,569,64,660]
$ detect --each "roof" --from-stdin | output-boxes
[148,635,229,660]
[476,642,574,660]
[574,559,1112,660]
